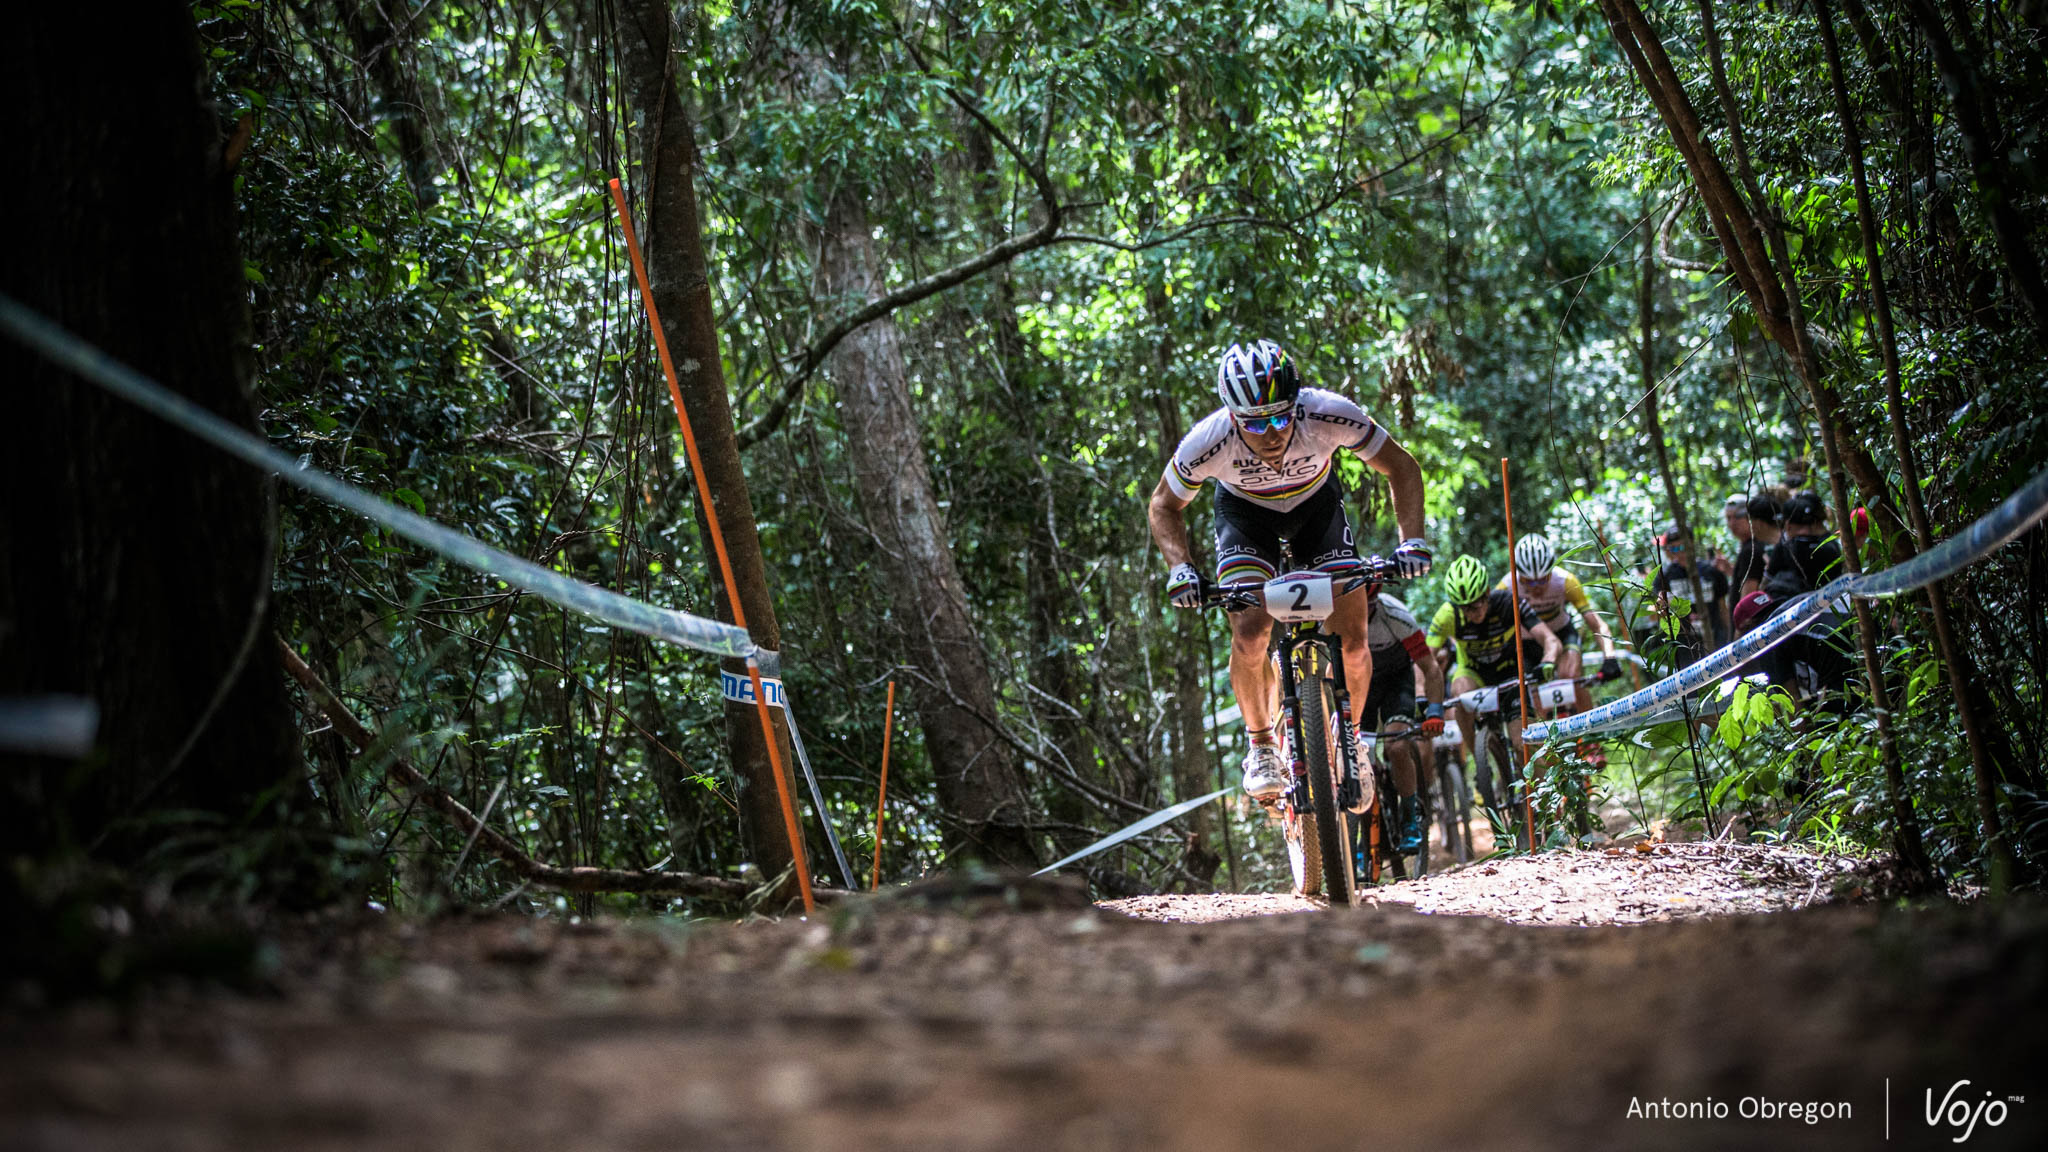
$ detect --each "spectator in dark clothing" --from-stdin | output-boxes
[1732,492,1779,595]
[1731,589,1855,707]
[1764,491,1842,598]
[1651,523,1732,653]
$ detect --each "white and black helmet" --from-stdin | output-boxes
[1513,533,1556,581]
[1215,339,1301,418]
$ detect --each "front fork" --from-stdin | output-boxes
[1275,630,1361,815]
[1324,632,1362,812]
[1276,638,1306,814]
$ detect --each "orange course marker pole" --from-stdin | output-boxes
[1501,457,1536,851]
[607,178,812,914]
[871,680,897,891]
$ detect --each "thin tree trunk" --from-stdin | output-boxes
[958,115,1095,816]
[615,0,806,895]
[1598,0,1934,881]
[1817,0,2017,886]
[2,7,295,864]
[817,186,1039,870]
[1639,225,1707,647]
[1900,0,2048,331]
[1695,0,1933,883]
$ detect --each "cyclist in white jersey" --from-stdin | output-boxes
[1149,339,1431,799]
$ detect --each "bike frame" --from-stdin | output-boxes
[1275,623,1363,818]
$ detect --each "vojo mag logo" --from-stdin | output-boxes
[1926,1079,2023,1143]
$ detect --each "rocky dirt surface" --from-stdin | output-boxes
[3,848,2043,1151]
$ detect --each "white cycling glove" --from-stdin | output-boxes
[1391,538,1433,579]
[1167,562,1204,609]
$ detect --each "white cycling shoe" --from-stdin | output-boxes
[1241,743,1286,799]
[1345,729,1377,814]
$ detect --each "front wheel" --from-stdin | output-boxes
[1436,758,1471,865]
[1483,727,1520,850]
[1299,677,1357,907]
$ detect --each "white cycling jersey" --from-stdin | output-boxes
[1163,388,1389,513]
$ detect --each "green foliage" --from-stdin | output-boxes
[191,0,2048,906]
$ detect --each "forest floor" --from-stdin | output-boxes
[4,843,2044,1152]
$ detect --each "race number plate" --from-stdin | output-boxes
[1533,679,1576,710]
[1263,571,1335,622]
[1463,686,1502,714]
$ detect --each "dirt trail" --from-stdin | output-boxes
[3,847,2042,1151]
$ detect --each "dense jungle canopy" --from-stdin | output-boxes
[5,0,2048,945]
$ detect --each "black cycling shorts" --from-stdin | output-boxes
[1458,642,1541,691]
[1553,620,1581,652]
[1358,658,1416,730]
[1212,480,1359,585]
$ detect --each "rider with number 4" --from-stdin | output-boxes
[1148,339,1431,801]
[1429,555,1563,760]
[1497,534,1622,765]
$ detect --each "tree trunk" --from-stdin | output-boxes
[615,0,807,894]
[1817,0,2018,886]
[1599,0,1934,881]
[1639,225,1705,627]
[1,8,295,864]
[1900,0,2048,332]
[817,186,1039,869]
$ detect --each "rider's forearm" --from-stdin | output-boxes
[1584,609,1617,655]
[1419,652,1445,705]
[1147,481,1196,569]
[1367,438,1427,542]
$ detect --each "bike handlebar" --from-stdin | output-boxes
[1194,557,1404,611]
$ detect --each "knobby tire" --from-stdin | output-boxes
[1485,727,1517,850]
[1300,678,1356,907]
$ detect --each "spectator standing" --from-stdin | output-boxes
[1715,493,1748,583]
[1652,523,1732,655]
[1765,491,1842,598]
[1733,491,1779,596]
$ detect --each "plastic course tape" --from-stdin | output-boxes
[1034,786,1232,876]
[0,295,769,669]
[1525,463,2048,742]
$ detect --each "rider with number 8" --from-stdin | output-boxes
[1148,339,1431,800]
[1428,555,1563,761]
[1498,534,1624,765]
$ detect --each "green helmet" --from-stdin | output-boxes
[1443,554,1491,606]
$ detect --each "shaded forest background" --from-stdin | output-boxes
[6,0,2047,949]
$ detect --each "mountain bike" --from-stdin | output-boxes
[1454,674,1601,851]
[1200,560,1397,906]
[1355,726,1431,881]
[1430,720,1473,866]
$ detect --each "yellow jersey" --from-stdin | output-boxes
[1496,569,1592,629]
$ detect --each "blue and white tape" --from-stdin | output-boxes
[1,295,768,668]
[719,669,785,708]
[1034,786,1233,876]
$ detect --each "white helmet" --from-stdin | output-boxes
[1214,339,1300,418]
[1513,533,1556,581]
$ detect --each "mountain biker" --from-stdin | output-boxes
[1496,533,1621,726]
[1150,339,1431,800]
[1428,554,1563,761]
[1362,588,1447,851]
